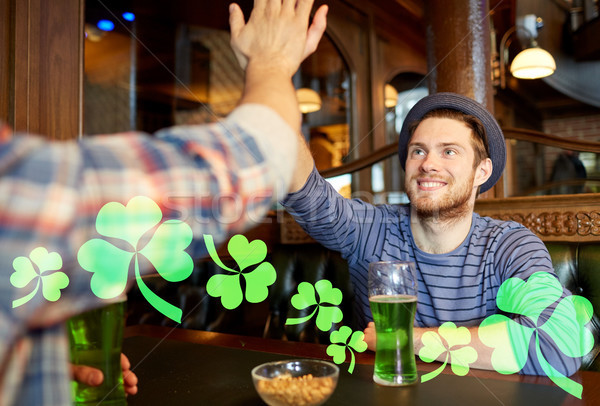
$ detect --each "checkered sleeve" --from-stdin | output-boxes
[0,104,296,405]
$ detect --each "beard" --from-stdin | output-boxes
[406,172,476,223]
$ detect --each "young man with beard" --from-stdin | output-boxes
[280,92,581,376]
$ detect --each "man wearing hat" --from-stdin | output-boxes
[281,92,580,376]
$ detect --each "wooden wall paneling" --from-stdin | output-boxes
[368,13,382,151]
[0,0,9,125]
[476,194,600,242]
[11,0,83,140]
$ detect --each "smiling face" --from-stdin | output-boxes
[404,116,491,221]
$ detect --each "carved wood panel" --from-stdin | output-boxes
[281,196,600,245]
[476,194,600,242]
[486,211,600,238]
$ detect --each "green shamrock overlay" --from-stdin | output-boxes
[77,196,194,322]
[285,280,344,331]
[418,322,478,383]
[204,234,276,310]
[326,326,368,373]
[479,271,594,399]
[10,247,69,308]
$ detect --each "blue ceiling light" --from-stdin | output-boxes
[122,12,135,22]
[97,19,115,31]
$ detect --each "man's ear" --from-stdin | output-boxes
[474,158,493,188]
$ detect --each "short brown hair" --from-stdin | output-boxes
[408,108,489,168]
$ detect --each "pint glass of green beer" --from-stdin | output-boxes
[67,300,127,405]
[368,261,418,386]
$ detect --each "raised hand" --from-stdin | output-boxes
[229,0,328,75]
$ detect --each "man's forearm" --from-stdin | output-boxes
[413,326,500,372]
[367,322,514,373]
[239,64,314,193]
[240,64,301,135]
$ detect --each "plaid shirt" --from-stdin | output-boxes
[0,105,296,405]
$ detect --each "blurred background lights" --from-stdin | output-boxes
[84,23,105,42]
[122,12,135,22]
[96,19,115,31]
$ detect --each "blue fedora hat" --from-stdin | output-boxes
[397,92,506,193]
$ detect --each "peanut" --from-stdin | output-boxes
[256,373,335,405]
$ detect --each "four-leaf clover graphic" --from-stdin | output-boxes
[77,196,194,322]
[326,326,368,373]
[10,247,68,308]
[418,322,478,383]
[479,271,594,399]
[205,234,276,310]
[285,280,344,332]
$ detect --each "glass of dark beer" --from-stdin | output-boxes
[368,261,418,386]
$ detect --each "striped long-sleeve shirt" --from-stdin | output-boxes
[281,167,582,376]
[0,104,297,406]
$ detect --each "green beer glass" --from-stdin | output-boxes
[67,300,127,405]
[368,261,418,386]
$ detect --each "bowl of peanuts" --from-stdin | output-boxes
[251,359,339,406]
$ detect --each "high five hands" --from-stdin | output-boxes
[229,0,328,74]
